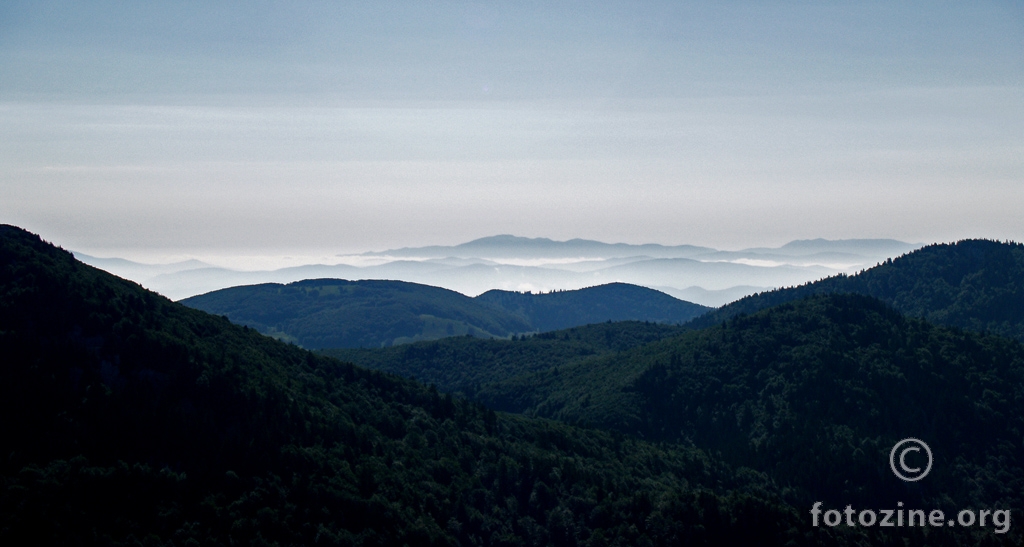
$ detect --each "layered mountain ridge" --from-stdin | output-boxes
[5,224,1021,545]
[0,224,831,545]
[76,236,920,304]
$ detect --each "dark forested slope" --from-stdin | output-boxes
[688,239,1024,341]
[0,224,849,546]
[478,294,1024,520]
[180,279,533,348]
[322,320,687,397]
[475,283,710,332]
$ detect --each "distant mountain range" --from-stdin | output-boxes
[364,234,716,259]
[367,234,916,262]
[181,280,709,348]
[75,236,921,305]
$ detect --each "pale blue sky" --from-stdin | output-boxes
[2,1,1022,257]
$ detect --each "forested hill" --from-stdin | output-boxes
[180,279,533,348]
[181,279,708,349]
[688,239,1024,340]
[477,293,1024,519]
[0,224,858,545]
[475,282,710,332]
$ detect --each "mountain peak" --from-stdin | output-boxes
[457,234,559,247]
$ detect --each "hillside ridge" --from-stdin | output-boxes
[687,238,1024,341]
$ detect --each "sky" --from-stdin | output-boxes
[2,0,1022,262]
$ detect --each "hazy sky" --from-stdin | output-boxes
[2,1,1022,259]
